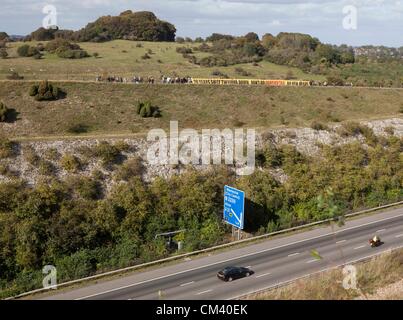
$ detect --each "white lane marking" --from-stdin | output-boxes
[180,281,194,287]
[376,229,386,233]
[354,245,366,250]
[306,259,320,264]
[256,272,271,279]
[196,289,212,296]
[336,240,346,244]
[396,234,403,238]
[74,213,403,300]
[288,252,300,257]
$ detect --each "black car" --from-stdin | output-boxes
[217,266,254,282]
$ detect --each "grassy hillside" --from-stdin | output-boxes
[0,81,402,138]
[0,40,325,81]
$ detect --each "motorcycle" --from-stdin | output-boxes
[369,237,381,247]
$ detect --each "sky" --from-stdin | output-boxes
[1,0,402,47]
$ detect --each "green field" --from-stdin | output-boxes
[0,40,325,81]
[0,81,402,138]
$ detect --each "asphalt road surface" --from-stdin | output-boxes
[39,207,403,300]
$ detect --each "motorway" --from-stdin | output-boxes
[39,207,403,300]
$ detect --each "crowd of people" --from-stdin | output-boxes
[95,75,192,84]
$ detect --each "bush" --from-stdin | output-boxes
[23,145,40,166]
[0,102,9,122]
[67,123,89,134]
[93,141,121,166]
[0,48,8,59]
[60,154,81,173]
[45,39,89,59]
[57,49,89,59]
[211,70,228,78]
[66,176,101,200]
[44,148,60,160]
[29,81,62,101]
[38,160,55,176]
[136,101,161,118]
[29,85,38,97]
[141,53,151,60]
[115,157,144,181]
[17,45,30,57]
[0,137,15,159]
[17,45,39,57]
[176,47,192,54]
[234,67,252,77]
[310,121,328,131]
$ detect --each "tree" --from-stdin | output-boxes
[30,27,58,41]
[244,32,259,42]
[262,33,277,48]
[72,11,176,42]
[0,32,8,41]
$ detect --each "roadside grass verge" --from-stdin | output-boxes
[243,248,403,300]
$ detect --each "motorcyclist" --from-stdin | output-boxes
[372,235,380,243]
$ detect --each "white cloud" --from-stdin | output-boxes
[0,0,401,46]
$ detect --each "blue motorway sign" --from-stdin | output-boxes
[223,185,245,229]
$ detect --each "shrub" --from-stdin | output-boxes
[44,148,60,160]
[93,141,121,166]
[310,121,328,131]
[45,39,89,59]
[66,176,101,200]
[0,48,8,59]
[136,101,161,118]
[38,160,55,176]
[176,47,192,54]
[211,70,228,78]
[115,157,144,181]
[57,49,89,59]
[234,67,252,77]
[114,141,130,152]
[0,102,9,122]
[384,126,394,136]
[67,123,89,134]
[17,45,39,57]
[141,53,151,60]
[17,45,30,57]
[29,85,39,97]
[23,145,40,166]
[30,81,62,101]
[60,154,81,173]
[0,137,15,159]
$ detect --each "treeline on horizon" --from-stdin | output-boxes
[0,127,402,298]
